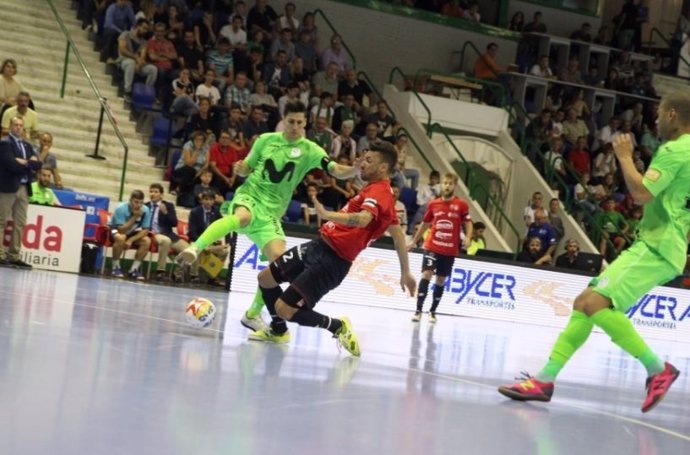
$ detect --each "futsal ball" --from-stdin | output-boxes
[185,297,216,329]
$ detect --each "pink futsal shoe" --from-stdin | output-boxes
[641,362,680,413]
[498,373,554,402]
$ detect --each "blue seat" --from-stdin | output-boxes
[151,116,177,147]
[284,199,303,223]
[131,82,156,111]
[399,187,418,215]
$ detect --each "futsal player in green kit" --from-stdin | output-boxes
[499,94,689,413]
[177,101,358,334]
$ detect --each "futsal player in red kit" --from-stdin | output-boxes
[250,140,417,356]
[408,173,472,323]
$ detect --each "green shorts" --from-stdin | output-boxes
[589,241,679,312]
[227,191,286,251]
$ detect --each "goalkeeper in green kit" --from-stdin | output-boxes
[177,101,359,335]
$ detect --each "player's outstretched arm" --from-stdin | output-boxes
[388,224,417,296]
[327,155,362,180]
[312,195,373,227]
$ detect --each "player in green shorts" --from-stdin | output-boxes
[177,100,358,335]
[498,94,689,413]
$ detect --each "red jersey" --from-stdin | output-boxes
[209,143,240,176]
[320,180,398,262]
[422,196,471,256]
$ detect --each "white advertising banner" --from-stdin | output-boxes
[2,204,86,273]
[230,234,690,344]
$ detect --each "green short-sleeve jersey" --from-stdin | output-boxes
[595,210,627,234]
[639,133,690,272]
[239,132,332,214]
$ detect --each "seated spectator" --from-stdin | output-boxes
[523,191,544,228]
[243,105,270,147]
[523,11,547,33]
[390,183,408,234]
[101,0,136,62]
[269,28,296,63]
[311,62,339,102]
[611,51,635,81]
[611,119,638,148]
[555,239,588,270]
[294,29,319,75]
[320,34,351,74]
[220,14,248,53]
[298,11,320,50]
[595,197,630,257]
[529,55,555,79]
[574,171,603,217]
[604,66,623,91]
[206,37,235,92]
[463,2,481,22]
[409,170,441,235]
[621,102,645,136]
[193,169,223,203]
[639,123,661,159]
[517,237,552,265]
[568,136,591,177]
[117,18,157,101]
[298,182,320,226]
[189,96,221,139]
[562,108,590,145]
[188,189,229,284]
[0,59,24,108]
[146,22,179,105]
[329,154,355,210]
[564,88,591,121]
[224,71,252,115]
[330,120,357,162]
[249,80,278,113]
[277,2,300,33]
[263,50,291,98]
[508,11,524,31]
[523,208,558,263]
[526,108,553,145]
[208,130,241,195]
[364,100,397,138]
[337,69,373,109]
[558,57,584,86]
[163,4,185,41]
[593,25,609,45]
[440,0,463,18]
[583,66,604,87]
[1,92,38,139]
[307,117,333,151]
[395,134,420,190]
[176,29,206,85]
[357,122,379,154]
[289,57,310,85]
[109,189,152,280]
[36,132,63,189]
[194,10,218,50]
[173,130,210,207]
[226,103,248,153]
[278,82,301,118]
[570,22,592,42]
[146,183,189,282]
[310,92,335,127]
[473,42,517,105]
[170,68,198,117]
[246,0,277,38]
[543,137,566,180]
[333,94,358,134]
[29,168,61,206]
[626,206,643,242]
[467,221,486,255]
[593,117,620,152]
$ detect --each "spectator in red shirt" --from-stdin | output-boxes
[146,22,179,106]
[251,140,417,356]
[407,173,472,324]
[568,135,591,178]
[208,130,241,195]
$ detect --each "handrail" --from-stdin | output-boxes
[412,67,508,107]
[468,183,521,256]
[387,66,433,134]
[647,27,690,76]
[46,0,130,201]
[313,9,357,70]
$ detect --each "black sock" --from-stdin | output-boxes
[429,284,444,313]
[290,308,342,335]
[260,285,288,334]
[416,279,430,312]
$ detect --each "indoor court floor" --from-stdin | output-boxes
[0,268,688,455]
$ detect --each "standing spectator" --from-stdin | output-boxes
[0,117,41,268]
[0,59,24,109]
[29,168,60,206]
[409,170,441,235]
[36,132,63,189]
[408,173,472,323]
[194,10,217,50]
[146,183,190,281]
[1,92,39,140]
[614,0,641,51]
[467,221,486,255]
[117,19,158,101]
[101,0,136,62]
[330,120,357,162]
[176,29,205,85]
[108,190,151,280]
[670,9,690,73]
[523,11,547,33]
[206,37,235,92]
[320,34,351,74]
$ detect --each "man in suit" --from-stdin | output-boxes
[188,189,228,285]
[146,183,189,281]
[0,117,42,268]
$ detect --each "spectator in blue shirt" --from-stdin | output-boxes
[101,0,136,62]
[109,189,152,280]
[523,208,557,265]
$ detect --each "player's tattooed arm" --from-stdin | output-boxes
[312,194,373,227]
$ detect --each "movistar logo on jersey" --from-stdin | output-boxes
[264,159,296,183]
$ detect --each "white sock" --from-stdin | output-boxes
[113,259,121,268]
[131,260,142,270]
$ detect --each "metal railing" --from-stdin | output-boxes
[313,9,357,70]
[387,66,433,134]
[46,0,130,200]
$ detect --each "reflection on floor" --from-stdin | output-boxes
[0,268,688,455]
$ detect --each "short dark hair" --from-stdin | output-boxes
[200,189,216,199]
[430,170,440,179]
[130,190,145,200]
[473,221,486,230]
[149,183,164,193]
[369,139,398,174]
[136,18,149,27]
[284,100,307,116]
